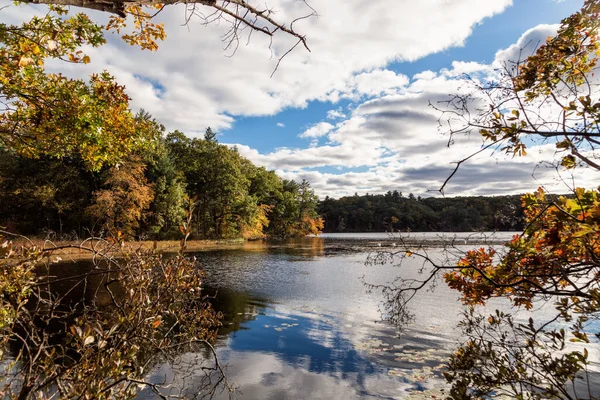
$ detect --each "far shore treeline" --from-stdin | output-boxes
[318,192,527,233]
[0,113,323,240]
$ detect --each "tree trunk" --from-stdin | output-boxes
[20,0,216,17]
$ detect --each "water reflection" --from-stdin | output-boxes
[12,234,600,398]
[142,290,451,400]
[213,237,326,258]
[140,244,458,400]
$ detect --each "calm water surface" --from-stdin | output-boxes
[140,232,600,399]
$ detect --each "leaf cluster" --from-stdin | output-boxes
[0,237,227,399]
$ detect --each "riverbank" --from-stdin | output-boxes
[9,237,248,261]
[8,231,515,262]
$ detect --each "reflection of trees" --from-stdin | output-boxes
[1,240,229,399]
[205,286,268,337]
[242,237,326,258]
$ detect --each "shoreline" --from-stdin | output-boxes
[10,238,248,262]
[8,232,513,262]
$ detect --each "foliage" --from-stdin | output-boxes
[86,155,154,238]
[434,0,600,186]
[0,237,228,399]
[294,180,325,236]
[0,6,155,171]
[0,0,316,170]
[1,124,323,240]
[442,187,600,399]
[0,150,94,235]
[165,131,323,239]
[368,188,600,398]
[319,191,525,233]
[136,112,188,239]
[447,188,599,308]
[240,204,273,240]
[371,2,600,398]
[18,0,314,60]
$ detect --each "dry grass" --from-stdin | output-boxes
[10,237,247,261]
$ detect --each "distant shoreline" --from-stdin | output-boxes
[11,232,514,262]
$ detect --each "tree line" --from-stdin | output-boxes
[319,191,526,232]
[0,114,323,240]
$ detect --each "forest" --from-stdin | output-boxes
[319,192,526,232]
[0,114,323,240]
[1,121,534,239]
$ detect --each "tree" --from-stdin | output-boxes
[0,151,94,236]
[0,7,155,170]
[0,238,229,399]
[86,155,154,238]
[204,127,217,143]
[166,132,248,238]
[266,179,323,237]
[144,142,188,239]
[0,0,316,171]
[133,112,188,239]
[434,0,599,189]
[371,1,600,398]
[443,187,600,399]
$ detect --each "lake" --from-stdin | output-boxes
[139,231,554,399]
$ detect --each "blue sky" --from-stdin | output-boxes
[223,1,582,152]
[4,0,598,198]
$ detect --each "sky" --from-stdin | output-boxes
[3,0,599,199]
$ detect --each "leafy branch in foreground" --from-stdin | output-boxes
[0,6,155,170]
[1,0,316,171]
[368,187,600,398]
[0,234,232,399]
[432,0,599,193]
[444,188,600,399]
[369,1,600,398]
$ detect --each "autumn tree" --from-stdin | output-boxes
[0,7,157,170]
[266,179,323,238]
[0,0,316,172]
[86,155,154,238]
[436,3,600,390]
[434,0,600,186]
[370,1,600,398]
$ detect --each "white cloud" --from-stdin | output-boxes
[441,61,491,77]
[327,109,347,120]
[412,70,437,81]
[277,122,286,128]
[2,0,513,135]
[494,24,559,67]
[333,69,410,100]
[234,23,600,198]
[299,122,335,139]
